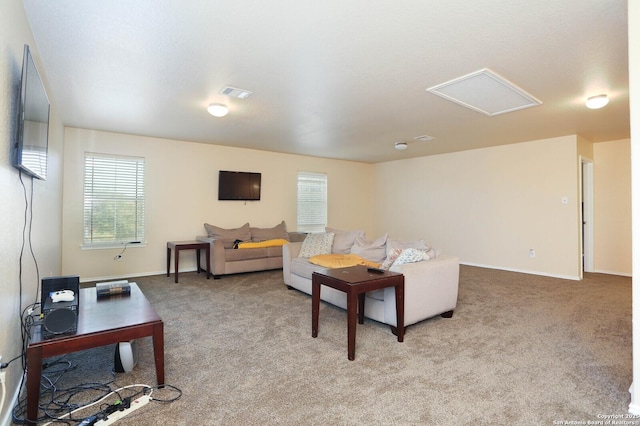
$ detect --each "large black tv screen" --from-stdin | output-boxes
[218,171,261,201]
[13,44,50,180]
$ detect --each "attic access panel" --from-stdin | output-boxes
[426,68,541,116]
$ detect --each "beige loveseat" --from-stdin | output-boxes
[197,221,306,278]
[282,229,460,333]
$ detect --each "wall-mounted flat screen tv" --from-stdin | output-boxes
[13,44,50,180]
[218,171,261,201]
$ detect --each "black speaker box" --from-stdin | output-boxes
[41,275,80,339]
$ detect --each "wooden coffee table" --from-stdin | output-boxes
[312,266,404,360]
[25,283,164,425]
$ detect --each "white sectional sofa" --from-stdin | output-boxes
[282,230,460,333]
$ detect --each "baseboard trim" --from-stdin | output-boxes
[80,270,169,283]
[594,269,632,277]
[1,372,24,426]
[459,262,580,281]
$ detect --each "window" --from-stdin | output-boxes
[83,153,145,246]
[296,171,327,233]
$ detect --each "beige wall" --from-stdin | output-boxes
[0,0,64,423]
[62,128,374,280]
[373,135,583,279]
[62,130,631,282]
[593,139,632,276]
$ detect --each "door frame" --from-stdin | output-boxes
[580,156,595,276]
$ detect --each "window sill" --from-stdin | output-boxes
[81,242,147,250]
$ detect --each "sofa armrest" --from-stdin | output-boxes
[287,232,308,243]
[196,235,226,276]
[282,241,303,285]
[384,254,460,326]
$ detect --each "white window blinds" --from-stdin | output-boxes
[83,153,145,246]
[297,171,327,233]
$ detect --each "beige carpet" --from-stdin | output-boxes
[19,266,632,425]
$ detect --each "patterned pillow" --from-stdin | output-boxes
[392,248,432,266]
[380,248,403,270]
[298,233,335,258]
[387,239,430,254]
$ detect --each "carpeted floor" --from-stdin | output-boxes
[16,265,632,425]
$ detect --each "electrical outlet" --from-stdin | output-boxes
[114,254,123,261]
[529,249,536,258]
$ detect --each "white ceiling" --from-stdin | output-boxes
[23,0,630,163]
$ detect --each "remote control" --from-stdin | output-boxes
[367,267,385,274]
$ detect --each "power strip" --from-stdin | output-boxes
[94,395,151,425]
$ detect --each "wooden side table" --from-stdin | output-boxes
[166,241,211,283]
[312,266,404,360]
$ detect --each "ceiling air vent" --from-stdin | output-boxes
[426,68,541,116]
[413,135,434,142]
[220,86,253,99]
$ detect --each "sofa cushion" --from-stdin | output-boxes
[225,247,268,261]
[250,221,290,242]
[350,234,388,263]
[309,253,380,268]
[325,227,365,254]
[204,223,251,249]
[266,245,284,257]
[237,239,288,249]
[291,257,331,280]
[298,233,335,258]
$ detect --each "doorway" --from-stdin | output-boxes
[581,157,595,276]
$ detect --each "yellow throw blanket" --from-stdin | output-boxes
[237,239,289,249]
[309,253,381,269]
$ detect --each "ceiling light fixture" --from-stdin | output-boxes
[207,103,229,117]
[585,94,609,109]
[395,142,408,151]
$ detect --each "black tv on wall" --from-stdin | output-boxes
[13,44,50,180]
[218,170,261,201]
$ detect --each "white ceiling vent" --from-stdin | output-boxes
[413,135,434,142]
[426,69,541,116]
[220,85,253,99]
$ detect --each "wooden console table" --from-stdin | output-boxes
[26,284,164,425]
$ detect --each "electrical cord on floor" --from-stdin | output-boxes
[39,384,152,425]
[12,358,184,425]
[145,383,182,403]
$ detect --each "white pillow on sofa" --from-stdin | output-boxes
[387,239,435,259]
[349,234,387,263]
[298,233,335,258]
[325,227,365,254]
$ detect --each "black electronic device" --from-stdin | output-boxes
[218,170,261,201]
[41,275,80,339]
[12,44,50,180]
